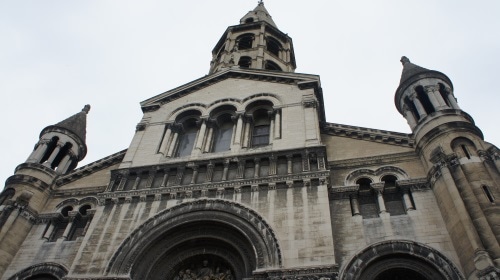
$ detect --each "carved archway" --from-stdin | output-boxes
[339,240,464,280]
[7,263,68,280]
[107,199,282,279]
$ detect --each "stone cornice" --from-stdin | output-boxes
[254,264,339,280]
[329,151,418,169]
[98,170,329,204]
[55,150,126,187]
[321,122,414,148]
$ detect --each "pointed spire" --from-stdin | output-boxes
[240,1,277,27]
[399,56,431,84]
[51,104,90,144]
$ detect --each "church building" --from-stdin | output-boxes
[0,3,499,280]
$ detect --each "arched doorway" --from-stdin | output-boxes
[360,254,447,280]
[7,263,68,280]
[107,199,282,279]
[340,240,464,280]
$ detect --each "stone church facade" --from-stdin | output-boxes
[0,3,499,280]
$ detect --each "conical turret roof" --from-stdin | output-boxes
[399,56,430,84]
[240,1,277,27]
[395,57,453,113]
[41,105,90,144]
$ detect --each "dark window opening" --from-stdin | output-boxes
[266,37,282,57]
[483,185,495,203]
[40,137,59,164]
[357,178,378,218]
[238,56,252,68]
[245,17,254,23]
[461,145,471,159]
[237,34,254,50]
[404,96,420,121]
[52,142,72,169]
[415,86,435,115]
[264,60,282,71]
[438,83,451,107]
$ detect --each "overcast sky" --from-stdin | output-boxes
[1,0,499,184]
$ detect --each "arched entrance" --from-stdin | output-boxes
[340,240,464,280]
[7,263,68,280]
[107,199,282,279]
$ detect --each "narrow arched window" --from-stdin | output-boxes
[252,109,270,147]
[213,115,234,152]
[176,119,198,157]
[382,175,405,216]
[357,178,378,218]
[482,185,495,203]
[415,85,435,115]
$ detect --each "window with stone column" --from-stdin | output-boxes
[381,175,406,216]
[357,178,379,218]
[45,202,95,242]
[209,106,237,153]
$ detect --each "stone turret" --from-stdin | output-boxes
[209,1,296,74]
[0,105,90,276]
[395,58,500,279]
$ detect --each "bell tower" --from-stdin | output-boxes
[395,57,500,279]
[209,1,296,73]
[0,105,90,276]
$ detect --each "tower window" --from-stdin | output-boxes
[266,37,282,57]
[237,34,254,50]
[438,83,451,107]
[415,86,435,115]
[264,60,282,71]
[245,18,254,23]
[238,56,252,68]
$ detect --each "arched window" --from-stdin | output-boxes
[245,17,254,23]
[415,85,435,115]
[237,34,254,50]
[451,137,477,160]
[266,37,282,57]
[176,119,199,157]
[251,109,271,147]
[238,56,252,68]
[438,83,451,107]
[382,175,405,216]
[264,60,282,71]
[213,114,234,152]
[40,136,59,164]
[357,178,378,218]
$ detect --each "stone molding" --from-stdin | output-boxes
[106,199,282,276]
[254,264,339,280]
[321,122,414,148]
[6,262,68,280]
[329,152,418,170]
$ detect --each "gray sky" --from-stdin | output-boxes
[1,1,499,184]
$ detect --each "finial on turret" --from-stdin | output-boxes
[258,0,264,5]
[82,104,91,114]
[400,56,410,65]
